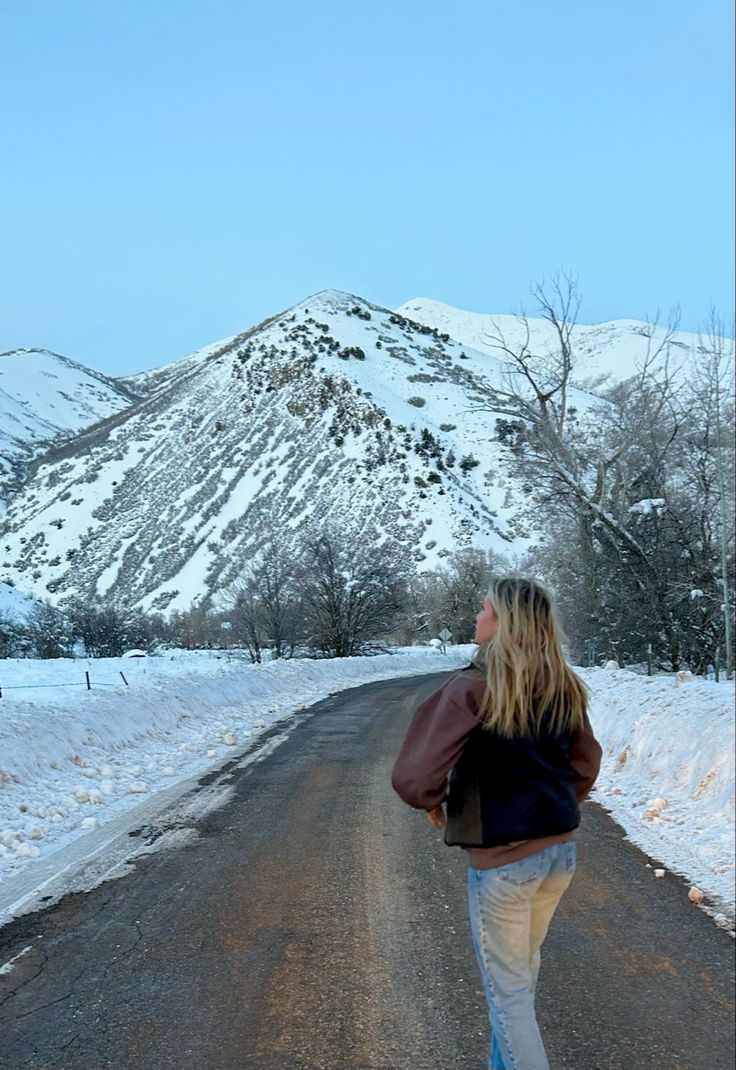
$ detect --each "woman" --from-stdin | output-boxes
[391,576,602,1070]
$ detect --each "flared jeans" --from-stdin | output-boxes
[466,840,577,1070]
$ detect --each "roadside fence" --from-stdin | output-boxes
[0,671,130,698]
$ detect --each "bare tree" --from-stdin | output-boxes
[388,582,432,646]
[220,578,268,663]
[693,308,735,677]
[216,529,303,662]
[467,273,727,670]
[61,596,158,657]
[413,546,510,645]
[163,605,218,651]
[250,534,303,659]
[0,610,30,658]
[296,525,411,657]
[24,601,75,659]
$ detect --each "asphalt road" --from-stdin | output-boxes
[0,669,734,1070]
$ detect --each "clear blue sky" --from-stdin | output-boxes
[2,1,733,376]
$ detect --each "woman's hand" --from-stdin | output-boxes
[426,804,447,829]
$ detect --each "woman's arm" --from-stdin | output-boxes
[391,673,481,811]
[569,710,603,802]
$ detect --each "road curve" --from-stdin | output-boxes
[0,670,734,1070]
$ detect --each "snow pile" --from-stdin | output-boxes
[581,666,734,923]
[0,646,473,889]
[628,497,666,515]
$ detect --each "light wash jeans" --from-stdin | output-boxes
[466,840,576,1070]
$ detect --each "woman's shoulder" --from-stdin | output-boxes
[440,662,487,713]
[450,656,487,682]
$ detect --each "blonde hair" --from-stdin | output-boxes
[474,576,588,738]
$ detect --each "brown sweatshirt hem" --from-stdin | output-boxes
[462,829,577,870]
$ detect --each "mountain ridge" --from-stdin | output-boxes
[6,287,705,618]
[1,289,573,614]
[396,297,704,386]
[0,347,140,503]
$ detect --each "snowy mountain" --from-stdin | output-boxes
[0,348,140,502]
[0,291,600,616]
[396,298,705,388]
[114,333,241,397]
[0,580,39,622]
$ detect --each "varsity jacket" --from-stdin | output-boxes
[391,659,603,869]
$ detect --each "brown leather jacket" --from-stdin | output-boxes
[391,660,602,870]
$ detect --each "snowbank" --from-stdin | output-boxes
[581,666,734,925]
[0,646,472,922]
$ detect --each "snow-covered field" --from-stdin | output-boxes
[0,649,733,931]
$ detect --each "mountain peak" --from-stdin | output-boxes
[287,289,377,316]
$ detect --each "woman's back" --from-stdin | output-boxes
[444,695,583,848]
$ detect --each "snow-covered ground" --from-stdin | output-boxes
[580,665,734,930]
[0,650,733,932]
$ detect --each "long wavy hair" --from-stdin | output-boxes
[473,576,588,738]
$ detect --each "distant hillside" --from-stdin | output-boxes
[0,347,140,503]
[0,580,40,622]
[0,290,600,616]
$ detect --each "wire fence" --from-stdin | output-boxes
[0,671,130,698]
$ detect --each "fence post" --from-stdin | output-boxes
[85,671,91,690]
